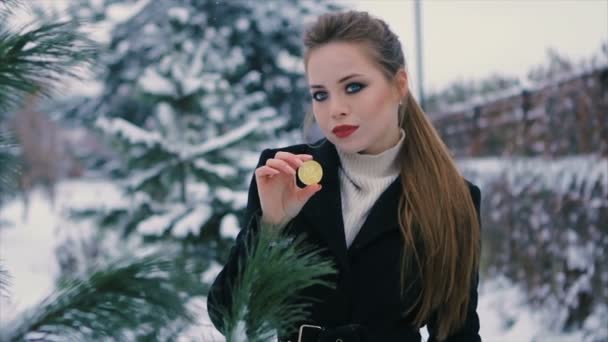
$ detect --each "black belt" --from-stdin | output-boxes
[287,323,371,342]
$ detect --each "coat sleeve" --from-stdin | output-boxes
[206,148,275,333]
[427,183,482,342]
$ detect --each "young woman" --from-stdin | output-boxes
[208,10,481,342]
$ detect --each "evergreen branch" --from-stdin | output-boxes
[95,116,260,161]
[221,218,337,341]
[0,261,11,298]
[95,116,163,149]
[0,12,97,112]
[1,249,199,341]
[179,119,260,160]
[0,0,24,21]
[0,130,21,198]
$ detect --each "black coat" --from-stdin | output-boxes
[208,139,482,342]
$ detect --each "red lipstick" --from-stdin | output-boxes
[332,125,359,138]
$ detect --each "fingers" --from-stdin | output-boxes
[255,166,280,178]
[296,183,322,202]
[266,158,297,175]
[265,152,313,175]
[256,152,314,179]
[274,151,312,169]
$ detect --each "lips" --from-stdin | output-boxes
[332,125,359,138]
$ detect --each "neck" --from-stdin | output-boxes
[337,128,405,178]
[359,126,403,155]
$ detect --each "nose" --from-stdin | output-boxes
[329,97,350,119]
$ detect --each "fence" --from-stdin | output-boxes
[429,66,608,158]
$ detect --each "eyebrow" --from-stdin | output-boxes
[309,73,363,89]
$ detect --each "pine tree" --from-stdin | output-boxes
[1,249,203,341]
[0,0,96,206]
[0,2,204,340]
[0,131,19,210]
[13,1,347,339]
[66,0,343,271]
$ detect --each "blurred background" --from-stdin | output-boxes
[0,0,606,341]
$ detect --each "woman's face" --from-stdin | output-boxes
[306,41,407,155]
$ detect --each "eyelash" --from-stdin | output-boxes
[312,82,366,102]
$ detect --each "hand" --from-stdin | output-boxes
[254,151,322,228]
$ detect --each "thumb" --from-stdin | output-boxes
[297,183,322,203]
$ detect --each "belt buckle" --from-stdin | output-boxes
[297,324,323,342]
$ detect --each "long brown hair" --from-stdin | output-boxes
[302,11,480,340]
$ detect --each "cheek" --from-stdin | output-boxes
[365,88,395,121]
[372,88,394,110]
[313,105,329,128]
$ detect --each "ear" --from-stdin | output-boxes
[393,69,409,101]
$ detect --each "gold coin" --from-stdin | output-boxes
[297,160,323,185]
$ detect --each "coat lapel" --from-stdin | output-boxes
[299,140,349,269]
[299,139,403,266]
[349,176,402,255]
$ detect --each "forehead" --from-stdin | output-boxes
[306,42,380,84]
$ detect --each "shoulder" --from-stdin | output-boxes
[464,178,481,203]
[464,178,482,210]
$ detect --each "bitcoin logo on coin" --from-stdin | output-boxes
[297,160,323,185]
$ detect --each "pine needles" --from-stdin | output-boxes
[0,1,96,113]
[221,218,336,341]
[1,249,199,341]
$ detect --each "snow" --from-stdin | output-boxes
[0,189,60,322]
[106,0,151,24]
[135,206,181,236]
[0,179,123,323]
[100,118,262,171]
[1,178,602,341]
[201,261,223,285]
[193,159,237,178]
[235,18,250,32]
[96,117,162,148]
[475,276,592,342]
[156,102,175,135]
[138,67,176,96]
[215,188,248,210]
[199,73,222,92]
[277,50,304,73]
[185,183,211,203]
[231,319,247,342]
[242,70,262,86]
[220,214,240,240]
[177,297,225,342]
[179,120,260,159]
[181,76,203,95]
[457,154,608,199]
[172,206,212,238]
[0,179,226,340]
[126,161,170,189]
[208,108,224,122]
[167,7,189,24]
[171,40,210,95]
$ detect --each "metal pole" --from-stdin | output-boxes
[414,0,425,109]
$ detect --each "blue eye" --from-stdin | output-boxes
[346,82,365,93]
[311,82,365,102]
[312,91,328,102]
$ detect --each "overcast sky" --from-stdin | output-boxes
[24,0,608,98]
[353,0,607,97]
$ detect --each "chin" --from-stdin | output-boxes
[331,139,366,154]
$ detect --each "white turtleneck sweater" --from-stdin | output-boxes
[336,129,405,248]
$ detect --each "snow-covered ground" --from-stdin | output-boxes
[0,179,591,341]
